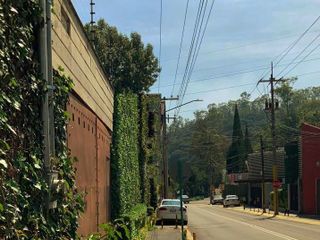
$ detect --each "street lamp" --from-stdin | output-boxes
[165,99,203,113]
[162,98,203,200]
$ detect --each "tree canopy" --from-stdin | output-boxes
[86,19,160,93]
[168,83,320,197]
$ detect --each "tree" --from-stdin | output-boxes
[244,124,253,156]
[226,105,246,173]
[86,19,160,93]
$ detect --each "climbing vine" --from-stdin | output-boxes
[111,93,141,219]
[0,1,84,239]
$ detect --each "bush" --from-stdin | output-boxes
[88,204,151,240]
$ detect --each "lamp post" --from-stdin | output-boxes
[165,99,203,113]
[162,99,203,199]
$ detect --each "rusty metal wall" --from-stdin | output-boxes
[67,93,111,236]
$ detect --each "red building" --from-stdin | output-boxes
[301,123,320,215]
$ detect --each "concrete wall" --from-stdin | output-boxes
[51,0,114,235]
[52,0,113,130]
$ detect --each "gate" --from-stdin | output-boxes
[67,93,111,236]
[317,179,320,215]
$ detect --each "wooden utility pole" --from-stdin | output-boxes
[161,97,178,199]
[260,135,266,213]
[258,62,287,215]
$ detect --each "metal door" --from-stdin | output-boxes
[317,179,320,215]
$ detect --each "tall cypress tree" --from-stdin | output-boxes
[243,124,253,172]
[244,124,253,155]
[226,105,245,173]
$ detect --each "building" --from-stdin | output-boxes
[52,0,114,235]
[301,123,320,215]
[226,149,285,207]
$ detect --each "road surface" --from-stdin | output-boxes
[187,200,320,240]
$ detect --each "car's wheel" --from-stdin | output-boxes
[223,204,226,208]
[184,220,188,225]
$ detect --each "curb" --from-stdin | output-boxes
[185,226,194,240]
[228,207,320,226]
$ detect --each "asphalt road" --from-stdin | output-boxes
[187,199,320,240]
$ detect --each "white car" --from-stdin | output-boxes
[223,195,240,207]
[157,199,188,225]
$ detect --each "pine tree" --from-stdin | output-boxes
[226,105,245,173]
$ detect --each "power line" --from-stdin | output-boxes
[169,0,190,107]
[282,41,320,77]
[176,0,215,115]
[259,15,320,80]
[180,0,215,106]
[274,15,320,69]
[162,29,320,63]
[177,0,205,103]
[159,55,320,89]
[157,0,163,93]
[276,31,320,77]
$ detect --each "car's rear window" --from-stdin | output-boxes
[226,195,238,199]
[162,200,180,206]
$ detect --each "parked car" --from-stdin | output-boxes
[211,195,224,205]
[223,195,240,207]
[157,199,188,225]
[182,194,190,203]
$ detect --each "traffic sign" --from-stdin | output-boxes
[272,180,282,188]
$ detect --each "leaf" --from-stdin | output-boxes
[34,183,41,190]
[0,203,3,212]
[10,7,18,14]
[6,124,16,134]
[34,163,41,169]
[0,159,7,168]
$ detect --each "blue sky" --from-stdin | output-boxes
[73,0,320,119]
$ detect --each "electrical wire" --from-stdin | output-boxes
[257,15,320,81]
[177,0,216,115]
[177,0,205,105]
[157,0,163,93]
[282,41,320,77]
[276,32,320,77]
[169,0,190,108]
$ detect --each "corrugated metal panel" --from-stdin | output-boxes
[67,94,111,236]
[246,149,285,181]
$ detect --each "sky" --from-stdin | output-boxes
[72,0,320,119]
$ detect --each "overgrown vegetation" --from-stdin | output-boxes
[88,204,154,240]
[168,84,320,196]
[0,1,83,238]
[111,93,141,218]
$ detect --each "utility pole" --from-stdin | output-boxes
[258,62,286,215]
[178,160,185,240]
[260,135,266,213]
[161,97,179,199]
[40,0,55,210]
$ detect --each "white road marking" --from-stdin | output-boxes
[197,208,300,240]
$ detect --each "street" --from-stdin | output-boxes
[188,200,320,240]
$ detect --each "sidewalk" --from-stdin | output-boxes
[228,206,320,226]
[146,226,193,240]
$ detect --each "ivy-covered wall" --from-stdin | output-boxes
[111,93,141,219]
[111,93,162,219]
[0,1,83,238]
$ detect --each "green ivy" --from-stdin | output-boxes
[111,93,141,218]
[0,1,84,238]
[135,94,162,209]
[88,204,148,240]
